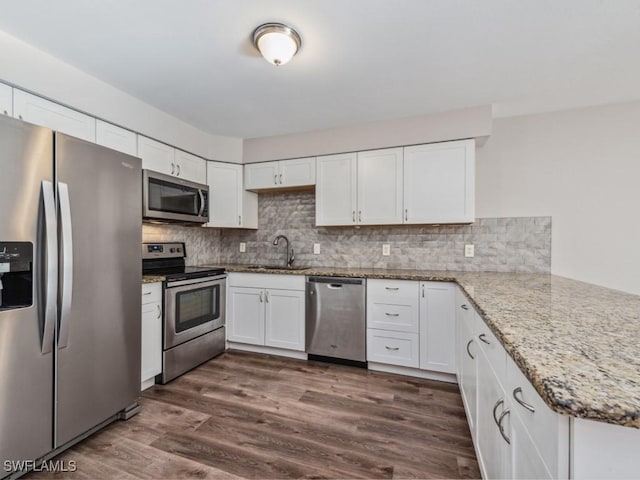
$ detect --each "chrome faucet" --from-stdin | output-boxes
[273,235,295,268]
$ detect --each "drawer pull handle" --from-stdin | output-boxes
[478,333,490,345]
[385,287,399,291]
[461,304,469,310]
[498,409,511,445]
[466,339,474,359]
[492,399,504,426]
[143,291,152,296]
[330,344,337,349]
[385,346,400,351]
[384,312,399,317]
[513,387,536,413]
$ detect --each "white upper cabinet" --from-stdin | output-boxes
[138,137,206,183]
[207,161,258,229]
[245,157,316,190]
[13,90,96,142]
[245,162,279,189]
[96,120,137,156]
[279,157,316,187]
[357,148,404,225]
[0,83,12,116]
[137,135,175,175]
[316,153,358,226]
[403,139,475,224]
[174,150,207,184]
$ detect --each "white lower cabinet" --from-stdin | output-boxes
[366,279,455,374]
[141,283,162,390]
[227,274,305,352]
[367,330,419,367]
[457,286,569,480]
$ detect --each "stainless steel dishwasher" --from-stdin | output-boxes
[306,276,366,366]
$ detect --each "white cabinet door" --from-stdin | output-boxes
[175,150,206,184]
[141,302,162,383]
[264,289,305,351]
[419,282,456,373]
[280,157,316,187]
[96,120,137,156]
[509,409,553,480]
[476,348,510,480]
[404,139,475,224]
[357,148,403,225]
[244,162,279,190]
[13,90,96,142]
[227,287,265,345]
[207,162,257,228]
[459,308,478,437]
[0,83,12,116]
[316,153,357,226]
[138,135,175,175]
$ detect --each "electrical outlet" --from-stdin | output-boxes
[464,244,475,258]
[313,243,321,255]
[239,242,246,253]
[382,244,391,256]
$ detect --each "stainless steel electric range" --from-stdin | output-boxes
[142,243,226,383]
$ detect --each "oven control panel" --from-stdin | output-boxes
[142,243,185,259]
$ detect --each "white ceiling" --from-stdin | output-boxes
[1,0,640,139]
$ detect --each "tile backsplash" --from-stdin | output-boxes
[219,191,551,273]
[142,224,222,266]
[143,192,551,273]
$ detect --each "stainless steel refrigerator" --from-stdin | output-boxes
[0,115,141,478]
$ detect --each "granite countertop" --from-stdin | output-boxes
[207,264,640,428]
[142,275,166,284]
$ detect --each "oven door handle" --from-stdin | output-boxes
[165,274,227,289]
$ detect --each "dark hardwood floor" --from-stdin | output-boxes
[27,350,480,479]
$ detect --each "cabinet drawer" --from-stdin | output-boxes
[475,314,506,382]
[142,282,162,305]
[506,356,567,475]
[367,329,419,368]
[367,301,418,333]
[367,279,419,304]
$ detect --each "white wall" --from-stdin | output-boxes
[477,101,640,295]
[243,105,492,163]
[0,29,242,162]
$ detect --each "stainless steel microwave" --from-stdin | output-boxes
[142,170,209,224]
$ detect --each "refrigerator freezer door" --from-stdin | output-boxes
[0,116,55,468]
[54,134,142,447]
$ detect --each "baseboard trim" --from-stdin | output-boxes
[368,362,458,383]
[227,342,308,360]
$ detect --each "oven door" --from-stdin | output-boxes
[164,275,226,349]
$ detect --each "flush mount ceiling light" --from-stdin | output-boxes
[252,22,302,66]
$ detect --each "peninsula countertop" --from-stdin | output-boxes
[151,264,640,428]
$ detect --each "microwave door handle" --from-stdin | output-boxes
[58,182,73,349]
[41,180,57,354]
[198,189,205,217]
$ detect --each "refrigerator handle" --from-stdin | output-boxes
[58,182,73,349]
[41,180,58,354]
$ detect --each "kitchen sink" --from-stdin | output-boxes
[244,265,311,271]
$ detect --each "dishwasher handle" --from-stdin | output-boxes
[307,276,365,286]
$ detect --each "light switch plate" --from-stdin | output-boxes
[239,242,246,253]
[382,244,391,256]
[313,243,321,255]
[464,244,475,257]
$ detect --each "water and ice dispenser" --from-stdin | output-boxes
[0,242,33,310]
